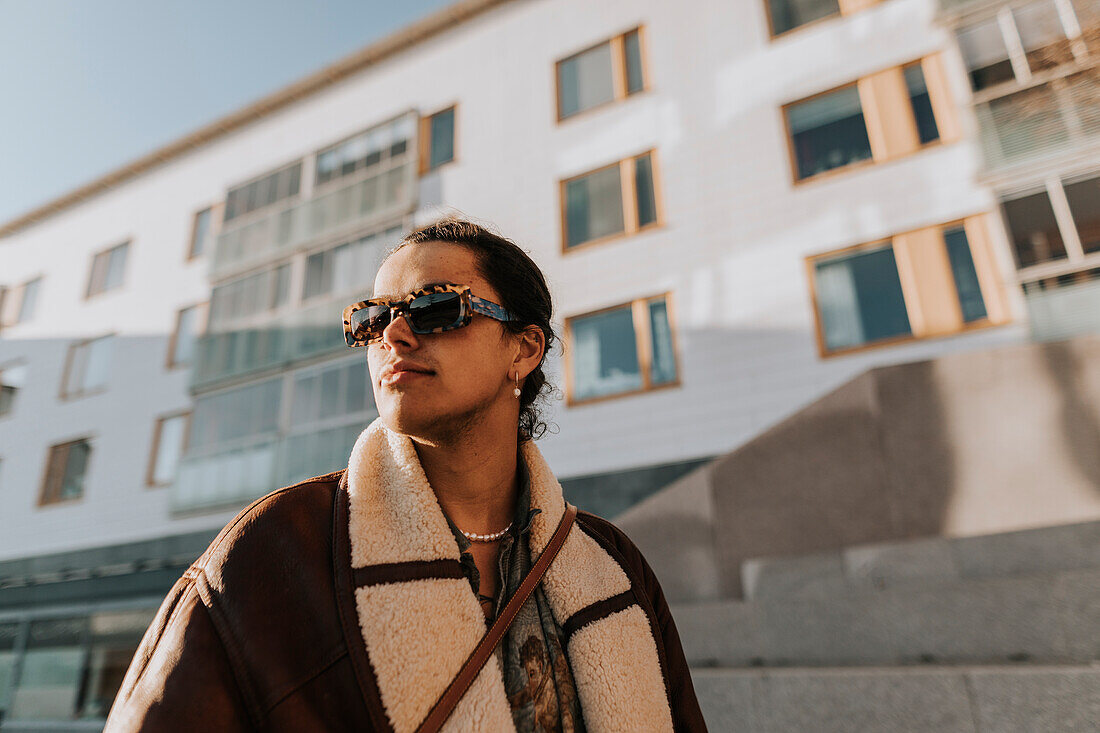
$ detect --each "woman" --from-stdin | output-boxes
[106,219,706,732]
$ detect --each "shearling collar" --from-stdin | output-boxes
[343,418,674,733]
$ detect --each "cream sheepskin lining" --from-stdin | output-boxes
[345,418,674,732]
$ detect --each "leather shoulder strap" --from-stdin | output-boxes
[416,502,578,733]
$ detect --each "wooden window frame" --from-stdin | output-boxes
[85,240,131,300]
[783,55,954,186]
[900,60,943,150]
[0,276,42,327]
[554,26,648,123]
[186,205,217,261]
[806,216,1007,359]
[559,149,663,254]
[765,0,883,40]
[563,293,682,407]
[419,104,459,175]
[0,360,27,419]
[782,81,876,185]
[38,437,92,507]
[146,411,192,488]
[166,302,208,370]
[60,333,115,400]
[764,0,842,40]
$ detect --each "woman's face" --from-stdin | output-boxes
[367,241,520,442]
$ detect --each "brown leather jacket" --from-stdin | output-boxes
[104,470,707,731]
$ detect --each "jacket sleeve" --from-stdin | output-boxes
[104,571,255,732]
[583,515,709,732]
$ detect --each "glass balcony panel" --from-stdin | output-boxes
[212,113,416,279]
[1025,276,1100,340]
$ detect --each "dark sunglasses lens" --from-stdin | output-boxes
[408,292,462,332]
[350,304,392,342]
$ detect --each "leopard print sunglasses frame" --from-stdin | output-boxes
[342,283,517,347]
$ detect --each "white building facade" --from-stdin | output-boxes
[1,0,1096,726]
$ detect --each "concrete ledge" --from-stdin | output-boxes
[692,665,1100,733]
[739,519,1100,601]
[673,568,1100,667]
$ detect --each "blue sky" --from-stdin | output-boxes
[0,0,455,226]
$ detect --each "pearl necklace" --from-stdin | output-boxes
[461,522,513,543]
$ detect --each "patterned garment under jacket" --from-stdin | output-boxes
[443,460,586,733]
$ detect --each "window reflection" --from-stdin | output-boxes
[1002,191,1068,267]
[10,618,86,720]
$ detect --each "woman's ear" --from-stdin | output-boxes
[515,325,545,378]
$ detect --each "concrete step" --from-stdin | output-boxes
[692,664,1100,733]
[741,519,1100,603]
[673,568,1100,668]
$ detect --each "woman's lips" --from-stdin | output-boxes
[381,369,433,386]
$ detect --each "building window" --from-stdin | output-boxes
[944,226,989,323]
[148,412,189,487]
[810,219,1000,356]
[188,207,212,259]
[208,264,292,328]
[903,63,940,145]
[85,242,129,298]
[562,151,659,250]
[4,609,155,722]
[421,106,456,172]
[1063,174,1100,254]
[0,363,27,418]
[785,56,956,183]
[0,276,40,327]
[767,0,840,36]
[956,18,1016,91]
[290,359,374,429]
[556,28,645,121]
[566,294,678,404]
[188,378,282,452]
[302,227,398,302]
[786,85,873,180]
[62,335,114,399]
[168,304,204,368]
[223,162,301,224]
[812,245,912,352]
[315,116,415,188]
[1,622,16,719]
[1002,191,1067,267]
[39,439,91,505]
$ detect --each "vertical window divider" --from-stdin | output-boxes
[1052,0,1089,60]
[997,7,1032,83]
[919,54,962,145]
[962,215,1011,324]
[621,157,639,234]
[610,33,628,100]
[1045,177,1086,260]
[631,299,654,390]
[886,236,928,337]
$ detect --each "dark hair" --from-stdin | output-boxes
[388,218,557,441]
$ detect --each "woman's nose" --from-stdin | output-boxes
[380,308,418,349]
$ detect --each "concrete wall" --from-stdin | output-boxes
[618,336,1100,599]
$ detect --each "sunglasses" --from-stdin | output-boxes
[343,283,517,347]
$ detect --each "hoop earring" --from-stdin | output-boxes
[513,372,521,398]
